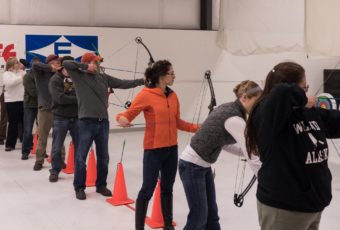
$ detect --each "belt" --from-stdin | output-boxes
[80,117,107,122]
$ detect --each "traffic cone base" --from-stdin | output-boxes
[47,153,52,163]
[106,162,134,206]
[145,179,176,229]
[145,217,176,229]
[31,131,38,155]
[106,197,134,206]
[86,181,96,187]
[86,149,97,187]
[62,167,74,174]
[62,141,75,174]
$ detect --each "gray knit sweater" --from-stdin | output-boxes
[63,60,144,119]
[32,62,54,110]
[190,100,246,163]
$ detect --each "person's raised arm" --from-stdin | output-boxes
[106,74,144,89]
[260,83,307,136]
[32,62,53,73]
[318,108,340,139]
[62,60,88,71]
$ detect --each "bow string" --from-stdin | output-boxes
[101,36,154,109]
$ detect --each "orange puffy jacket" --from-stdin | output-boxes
[116,87,198,149]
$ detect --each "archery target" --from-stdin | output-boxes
[317,93,337,110]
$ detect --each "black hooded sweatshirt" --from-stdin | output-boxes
[251,83,340,212]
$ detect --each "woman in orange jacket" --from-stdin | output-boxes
[117,60,198,230]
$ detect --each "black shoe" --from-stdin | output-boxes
[33,162,43,171]
[135,199,149,230]
[21,153,29,160]
[49,174,59,183]
[75,189,86,200]
[0,140,4,145]
[96,186,112,197]
[5,147,14,151]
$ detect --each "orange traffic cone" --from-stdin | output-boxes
[31,129,38,155]
[145,179,176,228]
[106,162,134,206]
[62,141,75,174]
[86,149,97,187]
[47,153,52,163]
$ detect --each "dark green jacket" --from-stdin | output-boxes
[49,71,78,118]
[23,70,38,108]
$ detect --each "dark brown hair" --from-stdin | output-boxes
[245,62,305,157]
[144,60,172,87]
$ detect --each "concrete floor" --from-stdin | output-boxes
[0,131,340,230]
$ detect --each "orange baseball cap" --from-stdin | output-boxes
[81,52,102,63]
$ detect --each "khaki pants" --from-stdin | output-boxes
[257,201,322,230]
[35,110,65,164]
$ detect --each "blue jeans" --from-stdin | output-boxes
[50,115,78,175]
[179,159,221,230]
[22,107,38,154]
[137,146,178,201]
[73,118,109,191]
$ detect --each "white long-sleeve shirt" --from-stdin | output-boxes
[224,116,262,176]
[3,70,25,102]
[180,116,262,176]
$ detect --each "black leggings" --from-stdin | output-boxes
[137,145,178,201]
[5,101,23,148]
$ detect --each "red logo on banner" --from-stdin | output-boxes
[0,44,16,61]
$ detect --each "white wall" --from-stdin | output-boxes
[0,24,221,128]
[214,51,340,98]
[0,0,220,30]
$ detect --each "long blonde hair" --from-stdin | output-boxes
[5,57,19,71]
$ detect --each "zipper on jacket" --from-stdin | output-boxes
[166,97,171,146]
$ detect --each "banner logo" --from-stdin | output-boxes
[25,35,98,64]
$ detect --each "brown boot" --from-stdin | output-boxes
[33,162,43,171]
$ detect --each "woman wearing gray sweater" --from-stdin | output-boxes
[179,80,262,230]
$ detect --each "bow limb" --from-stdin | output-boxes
[204,70,216,114]
[121,36,155,108]
[105,36,155,109]
[234,175,257,207]
[135,37,155,67]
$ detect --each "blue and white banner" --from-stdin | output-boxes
[25,35,98,64]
